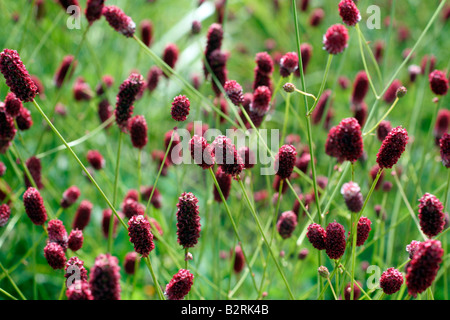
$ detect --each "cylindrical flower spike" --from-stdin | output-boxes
[406,239,443,297]
[232,245,245,273]
[224,80,244,106]
[24,156,43,190]
[341,181,364,213]
[87,150,105,170]
[380,268,403,295]
[44,242,66,270]
[376,126,409,169]
[139,20,153,47]
[115,73,145,132]
[429,70,449,96]
[213,166,232,202]
[162,43,179,73]
[16,106,33,131]
[129,115,148,149]
[0,204,11,227]
[323,24,349,55]
[61,185,81,209]
[279,52,299,77]
[418,193,445,238]
[102,208,119,238]
[440,133,450,168]
[171,95,190,122]
[377,120,392,142]
[383,79,402,104]
[147,66,162,92]
[327,118,364,163]
[338,0,361,27]
[72,200,93,231]
[48,219,68,251]
[434,109,450,145]
[204,23,223,78]
[189,135,215,170]
[277,211,298,239]
[356,216,371,246]
[250,86,271,116]
[212,135,244,177]
[89,254,121,300]
[307,223,327,250]
[23,187,47,226]
[164,269,194,300]
[325,221,346,260]
[351,71,369,104]
[4,92,22,118]
[0,49,38,102]
[275,144,297,180]
[176,192,201,249]
[122,199,145,219]
[68,229,83,251]
[0,108,16,141]
[54,55,77,88]
[128,215,155,257]
[253,52,274,91]
[124,252,138,275]
[312,89,332,125]
[65,256,88,282]
[102,5,136,38]
[85,0,105,25]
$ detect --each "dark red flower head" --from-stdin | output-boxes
[323,24,349,55]
[327,117,363,163]
[68,229,83,251]
[54,55,77,88]
[61,185,81,209]
[44,242,66,270]
[251,86,271,116]
[128,215,155,257]
[171,95,190,122]
[165,269,194,300]
[232,245,245,273]
[351,101,368,127]
[140,186,162,209]
[66,281,93,300]
[162,43,179,71]
[16,106,33,131]
[384,79,402,104]
[65,256,88,282]
[4,92,22,118]
[176,192,201,249]
[310,8,325,27]
[429,70,449,96]
[325,221,346,260]
[440,133,450,168]
[57,0,79,11]
[377,120,392,142]
[338,0,361,26]
[351,71,369,104]
[147,66,162,92]
[0,49,38,102]
[24,156,43,190]
[129,115,148,149]
[307,223,326,250]
[0,204,11,227]
[434,109,450,145]
[204,23,223,77]
[376,126,408,169]
[299,43,313,73]
[122,199,145,219]
[48,219,68,251]
[253,52,274,91]
[102,209,119,238]
[97,99,112,128]
[85,0,104,25]
[89,254,121,300]
[73,77,93,101]
[238,146,256,169]
[406,240,421,259]
[87,150,104,170]
[124,252,138,275]
[191,20,201,35]
[0,107,16,141]
[189,135,215,170]
[139,20,153,47]
[209,49,228,96]
[279,52,299,77]
[277,211,298,239]
[418,193,445,238]
[380,268,404,295]
[115,73,145,132]
[356,216,371,246]
[341,181,363,213]
[102,5,136,37]
[406,239,443,296]
[275,144,297,180]
[72,200,93,231]
[224,80,244,106]
[213,166,232,203]
[212,135,244,177]
[23,187,47,225]
[312,89,331,125]
[344,281,361,300]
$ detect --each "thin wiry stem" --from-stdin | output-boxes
[143,256,165,300]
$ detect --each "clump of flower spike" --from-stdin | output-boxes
[23,187,47,226]
[325,221,346,260]
[128,215,155,257]
[376,126,408,169]
[418,193,445,238]
[115,73,144,132]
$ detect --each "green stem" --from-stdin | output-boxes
[356,24,379,99]
[237,178,295,300]
[31,99,127,229]
[306,54,333,116]
[143,256,165,300]
[363,97,400,136]
[0,262,26,300]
